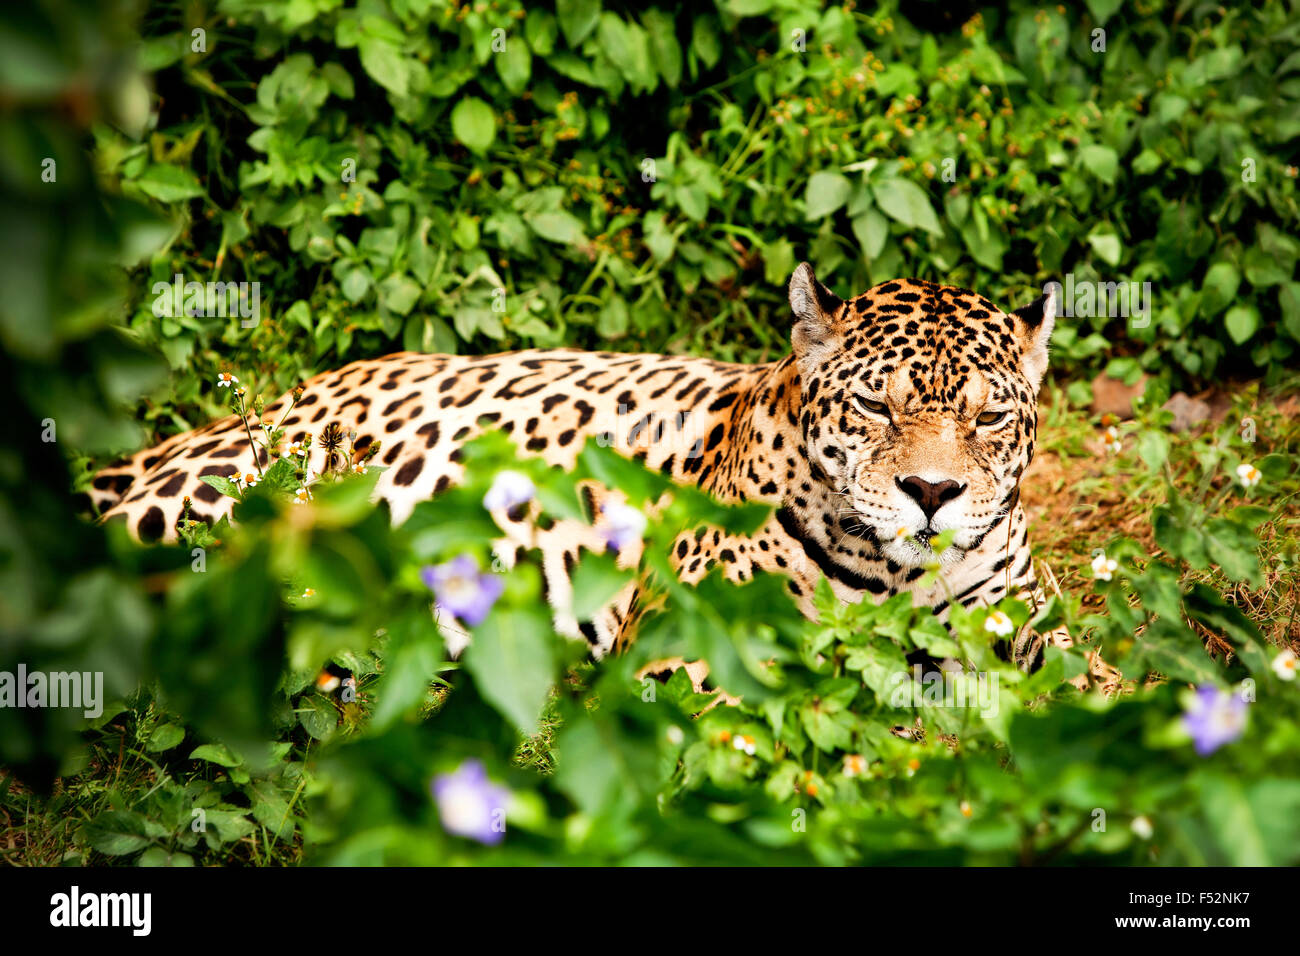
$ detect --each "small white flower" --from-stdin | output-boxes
[1091,551,1118,581]
[294,487,312,505]
[1103,425,1122,454]
[665,725,684,746]
[217,372,238,388]
[301,587,316,598]
[1236,463,1261,488]
[242,472,259,488]
[1131,816,1154,840]
[352,462,367,476]
[842,754,867,777]
[483,470,536,512]
[1272,649,1298,682]
[984,610,1014,637]
[731,734,756,756]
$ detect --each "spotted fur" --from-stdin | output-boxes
[93,264,1118,690]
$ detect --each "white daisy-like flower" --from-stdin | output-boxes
[731,734,757,756]
[285,441,306,457]
[1272,648,1298,682]
[242,473,259,488]
[1091,551,1118,581]
[301,587,316,598]
[217,372,238,388]
[1236,463,1261,488]
[984,610,1014,636]
[294,487,312,505]
[483,470,536,512]
[959,800,973,818]
[842,754,867,778]
[234,385,248,397]
[1131,816,1154,840]
[1103,425,1122,454]
[260,419,274,432]
[352,462,367,476]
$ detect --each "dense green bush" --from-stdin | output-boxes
[3,0,1300,867]
[97,0,1300,439]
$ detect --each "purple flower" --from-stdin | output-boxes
[597,501,647,553]
[420,554,504,627]
[483,470,536,512]
[432,759,510,845]
[1182,685,1248,756]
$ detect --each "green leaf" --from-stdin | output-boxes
[190,742,242,768]
[556,0,601,47]
[644,9,682,88]
[871,179,942,236]
[1185,583,1270,675]
[495,36,532,94]
[804,170,853,220]
[1078,144,1119,184]
[451,97,496,155]
[296,694,336,741]
[799,692,856,753]
[358,34,408,97]
[1136,430,1168,471]
[365,612,444,731]
[1087,226,1122,266]
[851,209,889,260]
[1201,262,1240,316]
[1278,283,1300,341]
[134,164,205,203]
[198,474,242,501]
[138,847,195,867]
[691,17,721,68]
[1224,305,1260,345]
[463,608,556,733]
[1132,148,1162,174]
[147,722,186,752]
[570,550,633,621]
[378,273,422,315]
[763,238,795,286]
[1202,518,1261,584]
[1086,0,1124,24]
[201,808,257,845]
[82,810,153,857]
[597,295,628,338]
[525,209,586,245]
[1196,777,1300,866]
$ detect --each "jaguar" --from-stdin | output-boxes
[91,264,1118,692]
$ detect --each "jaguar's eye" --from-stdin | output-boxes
[854,395,891,420]
[976,409,1010,426]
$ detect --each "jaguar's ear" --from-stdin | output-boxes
[1011,282,1059,392]
[789,262,844,359]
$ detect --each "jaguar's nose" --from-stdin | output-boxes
[895,475,966,521]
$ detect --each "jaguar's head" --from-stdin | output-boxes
[788,263,1055,569]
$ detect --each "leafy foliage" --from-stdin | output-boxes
[3,0,1300,867]
[96,0,1300,437]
